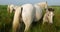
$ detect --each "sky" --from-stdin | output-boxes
[0,0,60,6]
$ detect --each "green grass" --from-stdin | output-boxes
[0,5,60,32]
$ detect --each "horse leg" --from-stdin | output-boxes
[24,21,32,32]
[43,16,46,24]
[43,16,48,24]
[22,15,33,32]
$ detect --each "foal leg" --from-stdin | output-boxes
[43,16,48,24]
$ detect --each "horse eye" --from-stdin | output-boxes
[48,14,49,16]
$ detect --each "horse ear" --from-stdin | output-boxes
[48,8,54,11]
[46,1,47,4]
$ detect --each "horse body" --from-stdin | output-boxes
[34,4,43,21]
[21,3,47,32]
[7,2,48,32]
[21,4,35,32]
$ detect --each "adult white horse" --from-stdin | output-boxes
[7,2,48,32]
[7,4,22,32]
[21,2,48,32]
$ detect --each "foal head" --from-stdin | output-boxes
[47,8,54,24]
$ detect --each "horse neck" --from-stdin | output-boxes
[45,8,48,12]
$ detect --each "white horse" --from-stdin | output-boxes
[43,8,54,24]
[7,4,22,32]
[7,4,19,14]
[7,2,48,32]
[20,2,48,32]
[21,2,48,32]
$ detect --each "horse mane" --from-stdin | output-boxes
[20,7,23,18]
[48,8,54,11]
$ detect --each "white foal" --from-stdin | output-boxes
[43,8,54,24]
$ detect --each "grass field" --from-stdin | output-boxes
[0,5,60,32]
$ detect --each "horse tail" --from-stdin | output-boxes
[12,6,22,32]
[18,7,24,32]
[46,1,47,4]
[20,7,23,18]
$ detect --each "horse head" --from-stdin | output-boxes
[7,4,15,14]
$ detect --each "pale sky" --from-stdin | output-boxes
[0,0,60,6]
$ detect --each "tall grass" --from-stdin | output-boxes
[0,5,60,32]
